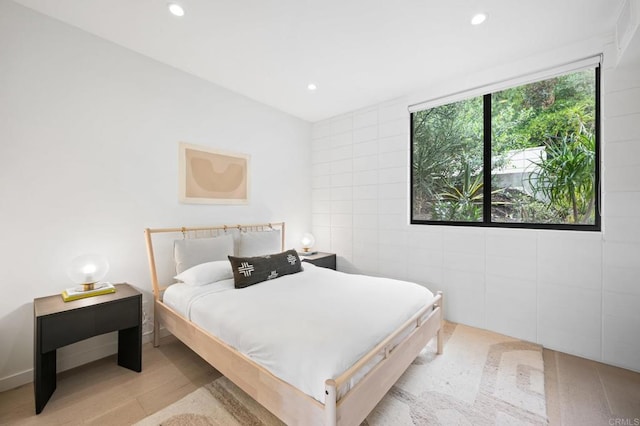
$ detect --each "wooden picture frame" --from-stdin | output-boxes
[178,142,250,204]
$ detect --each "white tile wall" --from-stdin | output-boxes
[379,119,408,138]
[330,158,353,174]
[537,284,602,360]
[354,109,378,129]
[605,113,640,141]
[406,226,444,250]
[378,213,405,230]
[310,50,640,372]
[485,255,536,281]
[605,165,640,191]
[378,135,407,153]
[378,183,406,199]
[354,140,378,157]
[353,184,378,200]
[352,198,375,213]
[331,200,353,214]
[604,241,640,268]
[485,274,537,342]
[353,155,378,172]
[605,216,640,242]
[603,265,640,296]
[605,140,640,167]
[354,126,378,143]
[443,268,486,326]
[381,101,409,122]
[407,261,443,288]
[537,232,602,290]
[604,291,640,322]
[603,86,640,116]
[604,191,640,216]
[603,314,640,369]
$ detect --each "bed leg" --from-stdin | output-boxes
[324,379,337,426]
[153,316,160,348]
[436,291,444,355]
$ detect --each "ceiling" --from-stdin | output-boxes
[12,0,625,122]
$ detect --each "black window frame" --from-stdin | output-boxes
[410,66,601,232]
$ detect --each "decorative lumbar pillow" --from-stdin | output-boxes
[174,234,234,274]
[237,230,282,257]
[174,260,233,286]
[228,249,301,289]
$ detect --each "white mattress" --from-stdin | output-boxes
[163,262,434,402]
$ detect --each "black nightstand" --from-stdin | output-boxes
[33,283,142,414]
[301,252,336,270]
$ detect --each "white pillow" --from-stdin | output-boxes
[174,261,233,286]
[238,230,282,257]
[174,234,234,274]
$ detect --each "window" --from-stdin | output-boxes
[410,66,600,231]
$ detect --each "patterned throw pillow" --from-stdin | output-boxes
[228,249,302,289]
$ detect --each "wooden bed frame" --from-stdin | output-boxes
[144,222,444,426]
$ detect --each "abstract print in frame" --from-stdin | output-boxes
[179,142,250,204]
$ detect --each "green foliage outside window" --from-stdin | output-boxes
[411,68,598,228]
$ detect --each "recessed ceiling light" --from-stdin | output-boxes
[307,83,317,91]
[471,13,487,25]
[168,3,185,17]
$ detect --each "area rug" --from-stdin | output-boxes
[135,323,548,425]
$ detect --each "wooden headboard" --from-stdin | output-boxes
[144,222,285,300]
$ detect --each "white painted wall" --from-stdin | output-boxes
[0,2,311,391]
[311,38,640,372]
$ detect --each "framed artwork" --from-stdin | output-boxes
[178,142,250,204]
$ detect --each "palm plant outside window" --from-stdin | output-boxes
[410,66,600,231]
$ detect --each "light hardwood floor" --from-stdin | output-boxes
[1,334,639,425]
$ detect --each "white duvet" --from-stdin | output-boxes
[163,262,434,402]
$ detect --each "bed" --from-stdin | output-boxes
[144,222,443,426]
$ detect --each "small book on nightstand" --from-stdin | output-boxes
[61,282,116,302]
[297,251,318,256]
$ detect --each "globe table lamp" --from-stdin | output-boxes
[67,254,109,291]
[300,233,316,253]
